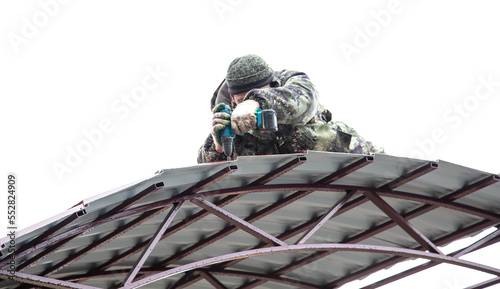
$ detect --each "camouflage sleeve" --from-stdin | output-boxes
[244,72,319,125]
[197,134,227,163]
[331,121,385,155]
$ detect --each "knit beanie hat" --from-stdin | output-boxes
[226,54,274,94]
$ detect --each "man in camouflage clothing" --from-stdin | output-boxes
[197,54,382,163]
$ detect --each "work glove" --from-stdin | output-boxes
[211,103,231,153]
[231,100,260,136]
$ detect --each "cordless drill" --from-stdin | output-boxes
[219,103,278,161]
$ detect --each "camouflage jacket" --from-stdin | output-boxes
[197,70,376,163]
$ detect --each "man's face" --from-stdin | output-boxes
[230,84,271,105]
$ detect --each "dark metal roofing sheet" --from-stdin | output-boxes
[0,151,499,288]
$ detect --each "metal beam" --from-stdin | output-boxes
[327,219,499,287]
[16,180,489,274]
[344,174,500,245]
[295,190,356,245]
[381,161,439,190]
[191,197,287,246]
[122,202,183,287]
[61,235,500,289]
[455,229,500,258]
[363,191,442,254]
[17,159,496,289]
[65,165,237,282]
[181,184,499,222]
[34,208,166,279]
[128,244,500,288]
[177,165,238,197]
[174,159,437,289]
[466,277,500,289]
[76,185,498,286]
[0,213,79,268]
[60,268,168,282]
[204,268,324,289]
[234,162,441,289]
[11,182,165,274]
[157,156,374,286]
[323,175,500,288]
[81,159,299,276]
[0,270,102,289]
[361,229,500,288]
[198,271,228,289]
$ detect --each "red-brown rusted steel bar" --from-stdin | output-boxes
[210,185,499,280]
[129,244,500,288]
[249,156,307,185]
[61,268,166,282]
[171,173,498,286]
[122,202,183,287]
[202,268,324,289]
[30,183,492,287]
[295,190,356,245]
[174,159,438,288]
[169,156,374,288]
[381,162,439,190]
[31,208,166,281]
[12,203,170,270]
[176,165,238,197]
[191,197,287,246]
[344,174,500,245]
[447,174,500,200]
[173,180,496,220]
[81,158,298,276]
[11,182,165,276]
[234,162,441,289]
[14,167,235,287]
[168,271,194,289]
[12,185,165,289]
[466,277,500,289]
[374,191,498,220]
[186,184,499,221]
[172,196,370,289]
[13,211,164,289]
[361,229,500,288]
[74,165,238,282]
[327,219,499,288]
[0,270,102,289]
[0,213,80,268]
[198,271,228,289]
[160,156,375,287]
[324,175,500,288]
[455,228,500,258]
[363,191,443,254]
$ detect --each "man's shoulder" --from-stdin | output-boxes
[275,69,308,78]
[273,70,310,86]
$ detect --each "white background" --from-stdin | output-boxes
[1,1,499,288]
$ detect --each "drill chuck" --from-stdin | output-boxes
[221,135,233,159]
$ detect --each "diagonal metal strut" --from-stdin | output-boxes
[121,201,184,287]
[192,197,287,246]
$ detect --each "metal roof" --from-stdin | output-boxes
[1,151,499,289]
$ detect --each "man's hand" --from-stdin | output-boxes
[231,100,260,135]
[211,104,231,153]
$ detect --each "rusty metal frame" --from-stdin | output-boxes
[121,201,184,287]
[126,244,500,288]
[0,270,101,289]
[1,154,499,289]
[362,226,500,288]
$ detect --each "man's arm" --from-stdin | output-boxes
[243,72,319,125]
